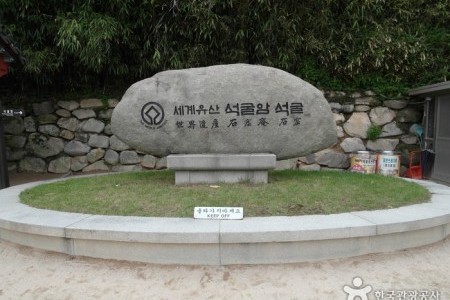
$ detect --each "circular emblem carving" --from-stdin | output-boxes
[141,102,165,126]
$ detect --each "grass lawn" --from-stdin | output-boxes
[20,170,430,217]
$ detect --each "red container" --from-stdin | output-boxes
[404,151,422,179]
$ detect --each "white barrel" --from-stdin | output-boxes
[376,151,400,176]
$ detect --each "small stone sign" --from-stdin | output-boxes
[112,64,337,160]
[194,207,244,220]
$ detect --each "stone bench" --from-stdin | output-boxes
[167,153,276,184]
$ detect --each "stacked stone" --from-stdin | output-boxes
[4,99,166,173]
[296,91,422,172]
[4,92,422,174]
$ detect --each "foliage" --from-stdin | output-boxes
[20,170,430,217]
[1,0,449,97]
[367,125,383,141]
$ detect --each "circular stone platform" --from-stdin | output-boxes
[0,176,449,265]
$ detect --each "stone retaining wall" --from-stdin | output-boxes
[3,91,423,174]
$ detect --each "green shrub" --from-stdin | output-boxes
[0,0,448,96]
[367,125,382,141]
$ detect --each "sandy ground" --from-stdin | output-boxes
[0,239,448,300]
[1,172,449,299]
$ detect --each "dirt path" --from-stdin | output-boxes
[0,238,448,300]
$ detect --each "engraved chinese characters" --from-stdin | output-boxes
[111,64,337,159]
[171,102,302,130]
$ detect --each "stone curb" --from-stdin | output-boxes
[0,176,449,265]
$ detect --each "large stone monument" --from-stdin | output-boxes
[112,64,337,184]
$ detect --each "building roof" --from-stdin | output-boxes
[409,81,450,97]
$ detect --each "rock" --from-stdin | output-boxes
[103,124,113,135]
[3,118,24,134]
[5,135,27,149]
[23,116,36,132]
[88,134,109,148]
[98,109,113,120]
[64,141,91,156]
[7,149,26,161]
[57,117,80,131]
[383,100,408,110]
[325,91,346,99]
[80,98,104,109]
[75,132,89,143]
[298,154,315,164]
[336,126,345,138]
[37,114,58,124]
[380,122,403,137]
[80,118,104,133]
[354,105,370,112]
[110,135,130,151]
[60,130,75,140]
[369,107,396,126]
[32,101,54,116]
[329,102,342,113]
[38,124,60,137]
[104,149,119,165]
[355,97,380,106]
[26,133,64,158]
[48,157,71,173]
[343,112,371,138]
[82,161,110,172]
[298,163,321,171]
[71,156,89,172]
[72,109,96,120]
[400,134,418,145]
[340,138,366,153]
[19,157,47,172]
[365,91,376,96]
[397,108,421,123]
[111,64,337,160]
[141,154,157,168]
[314,149,349,169]
[341,104,354,113]
[275,158,297,170]
[350,92,362,98]
[333,113,345,124]
[55,109,71,118]
[87,148,105,163]
[108,99,119,108]
[366,139,399,151]
[112,164,142,172]
[57,100,79,111]
[120,150,140,165]
[155,156,167,169]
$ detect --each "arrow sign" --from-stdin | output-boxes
[1,109,25,117]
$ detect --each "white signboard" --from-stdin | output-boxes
[2,109,24,117]
[194,207,243,220]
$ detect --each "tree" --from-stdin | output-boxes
[0,0,448,96]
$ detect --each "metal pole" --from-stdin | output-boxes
[0,100,10,189]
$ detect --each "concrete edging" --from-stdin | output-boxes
[0,176,449,265]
